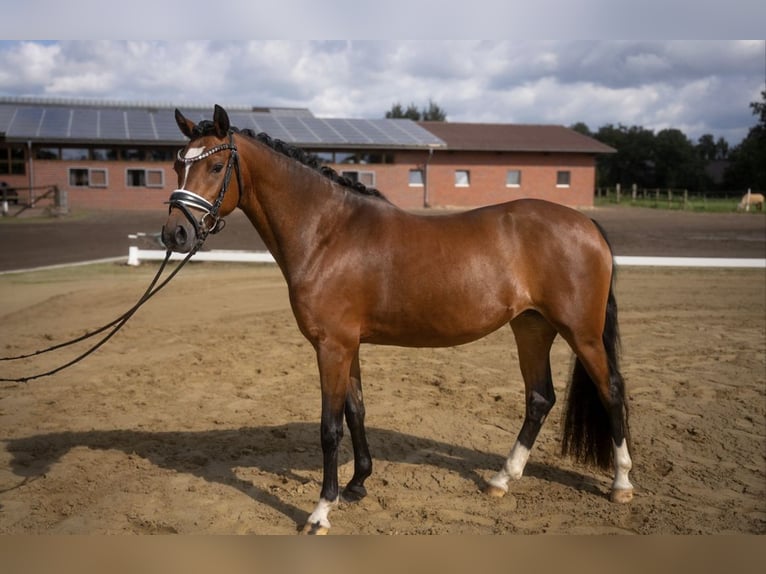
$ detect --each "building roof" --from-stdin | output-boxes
[419,121,616,154]
[0,97,445,150]
[0,97,614,155]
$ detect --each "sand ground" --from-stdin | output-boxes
[0,208,764,534]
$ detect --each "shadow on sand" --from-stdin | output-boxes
[3,423,606,529]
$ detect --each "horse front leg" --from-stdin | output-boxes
[342,348,372,502]
[302,339,354,535]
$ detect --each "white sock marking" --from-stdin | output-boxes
[612,439,633,492]
[306,497,338,530]
[489,441,531,492]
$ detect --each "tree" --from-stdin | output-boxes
[385,99,447,121]
[654,128,705,190]
[570,122,592,137]
[421,99,447,121]
[715,137,729,160]
[724,89,766,190]
[593,124,657,188]
[696,134,717,161]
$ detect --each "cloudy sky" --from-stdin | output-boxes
[0,40,764,145]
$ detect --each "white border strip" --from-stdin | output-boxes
[126,248,764,269]
[0,256,126,276]
[127,247,275,266]
[614,256,765,269]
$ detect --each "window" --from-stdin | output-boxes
[556,170,571,187]
[318,151,394,164]
[36,147,61,160]
[506,170,521,187]
[91,148,119,161]
[454,169,470,187]
[61,148,89,161]
[148,149,175,162]
[127,168,164,188]
[122,149,147,161]
[69,168,108,188]
[0,145,25,175]
[341,170,376,187]
[409,169,424,187]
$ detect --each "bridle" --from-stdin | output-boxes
[166,131,242,252]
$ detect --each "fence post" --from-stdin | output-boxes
[616,183,621,203]
[667,188,673,207]
[683,189,688,209]
[54,185,68,215]
[632,183,637,202]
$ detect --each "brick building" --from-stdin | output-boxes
[0,97,614,212]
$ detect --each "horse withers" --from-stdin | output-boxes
[162,105,634,534]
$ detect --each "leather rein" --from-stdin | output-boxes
[0,133,241,383]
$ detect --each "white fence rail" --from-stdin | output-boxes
[127,246,765,269]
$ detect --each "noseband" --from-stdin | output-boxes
[166,131,242,252]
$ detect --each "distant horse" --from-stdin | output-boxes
[162,106,634,534]
[738,192,765,212]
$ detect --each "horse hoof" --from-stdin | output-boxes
[341,484,367,503]
[301,521,330,535]
[484,484,507,498]
[610,488,634,504]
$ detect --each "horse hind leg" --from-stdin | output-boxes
[562,334,634,503]
[486,311,557,497]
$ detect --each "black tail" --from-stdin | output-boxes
[561,222,630,471]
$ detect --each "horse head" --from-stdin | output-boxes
[162,105,242,253]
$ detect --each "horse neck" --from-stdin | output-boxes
[236,138,354,277]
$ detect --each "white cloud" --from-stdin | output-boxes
[0,40,763,144]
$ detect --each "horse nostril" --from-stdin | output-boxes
[174,225,188,247]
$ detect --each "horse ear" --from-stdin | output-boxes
[213,105,230,138]
[175,109,196,139]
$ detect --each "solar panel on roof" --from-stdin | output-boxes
[98,109,127,140]
[152,110,181,140]
[357,119,398,145]
[69,109,99,139]
[0,106,16,133]
[302,118,345,144]
[251,116,292,141]
[9,107,44,137]
[381,119,444,146]
[39,108,70,138]
[279,117,321,143]
[0,100,446,148]
[333,119,374,145]
[126,110,156,140]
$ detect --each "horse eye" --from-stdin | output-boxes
[212,163,224,174]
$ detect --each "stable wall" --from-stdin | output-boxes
[19,150,597,211]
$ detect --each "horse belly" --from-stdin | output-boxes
[361,273,519,347]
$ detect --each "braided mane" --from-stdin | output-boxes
[193,120,389,201]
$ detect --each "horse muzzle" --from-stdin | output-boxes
[162,211,198,253]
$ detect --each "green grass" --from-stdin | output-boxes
[594,195,747,213]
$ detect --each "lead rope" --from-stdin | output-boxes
[2,132,240,384]
[0,248,195,383]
